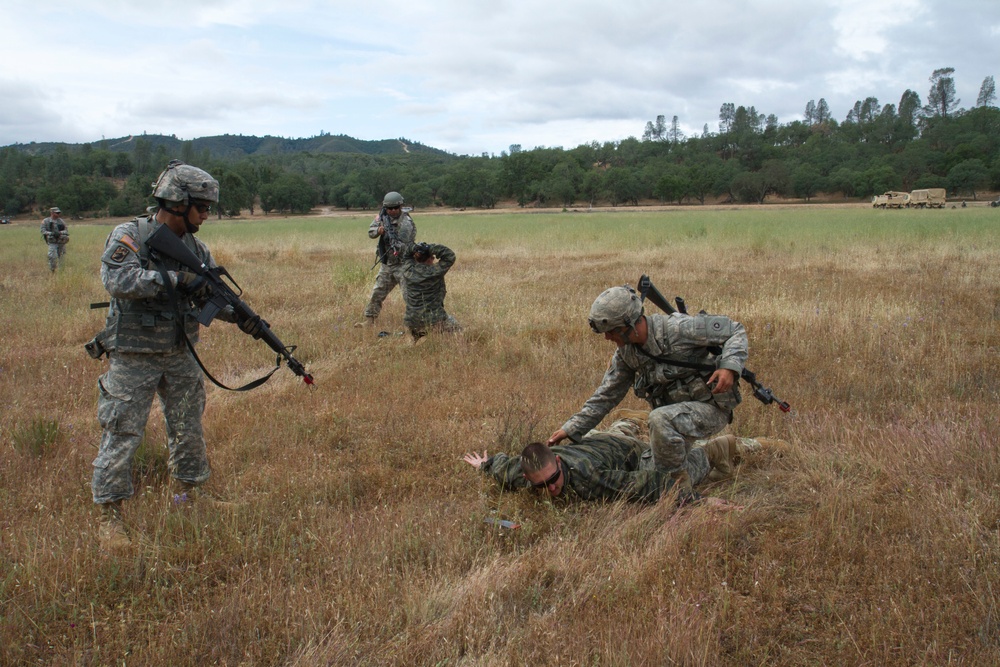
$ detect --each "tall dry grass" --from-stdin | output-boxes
[1,206,998,665]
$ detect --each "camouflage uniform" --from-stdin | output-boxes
[561,311,747,476]
[91,215,231,504]
[402,243,461,337]
[363,210,416,319]
[478,419,711,503]
[40,214,69,271]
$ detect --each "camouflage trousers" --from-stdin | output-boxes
[647,401,731,476]
[363,262,407,319]
[596,418,712,489]
[46,243,66,271]
[91,349,209,505]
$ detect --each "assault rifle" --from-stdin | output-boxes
[146,223,314,386]
[370,206,406,270]
[637,274,790,412]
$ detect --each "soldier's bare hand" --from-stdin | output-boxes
[546,429,568,446]
[463,451,489,468]
[376,224,385,235]
[707,368,737,394]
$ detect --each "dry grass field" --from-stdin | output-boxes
[1,205,999,666]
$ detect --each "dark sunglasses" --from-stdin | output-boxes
[385,205,401,211]
[530,465,562,489]
[193,203,212,214]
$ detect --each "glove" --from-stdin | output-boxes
[238,315,269,339]
[175,271,212,299]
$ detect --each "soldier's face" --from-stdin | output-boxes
[604,326,631,347]
[185,200,212,232]
[524,457,565,497]
[385,205,402,219]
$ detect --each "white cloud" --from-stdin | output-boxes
[1,0,997,154]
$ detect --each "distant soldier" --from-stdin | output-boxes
[40,206,69,272]
[356,191,416,327]
[547,285,748,502]
[401,242,461,341]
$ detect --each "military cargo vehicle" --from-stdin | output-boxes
[908,188,946,208]
[872,191,910,208]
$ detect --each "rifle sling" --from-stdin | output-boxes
[633,346,717,374]
[153,258,280,392]
[634,346,760,389]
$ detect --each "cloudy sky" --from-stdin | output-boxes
[2,0,997,156]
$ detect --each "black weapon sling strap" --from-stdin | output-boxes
[633,346,718,375]
[147,224,280,392]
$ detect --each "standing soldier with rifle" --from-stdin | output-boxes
[356,191,416,328]
[88,161,249,549]
[547,283,751,503]
[40,206,70,272]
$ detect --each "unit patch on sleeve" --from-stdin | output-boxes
[110,245,131,263]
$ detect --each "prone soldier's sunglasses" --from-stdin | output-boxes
[528,464,562,489]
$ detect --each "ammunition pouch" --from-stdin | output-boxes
[639,372,741,412]
[101,309,199,354]
[85,328,113,359]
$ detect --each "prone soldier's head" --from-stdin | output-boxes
[382,191,404,218]
[520,442,565,497]
[588,285,644,335]
[152,160,220,233]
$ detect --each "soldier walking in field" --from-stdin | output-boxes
[88,160,244,549]
[40,206,69,272]
[401,241,461,342]
[547,285,748,503]
[356,191,416,327]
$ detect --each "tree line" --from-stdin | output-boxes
[1,68,997,218]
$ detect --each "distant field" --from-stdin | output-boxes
[1,207,998,665]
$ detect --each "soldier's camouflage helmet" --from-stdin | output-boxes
[411,242,432,258]
[50,206,62,213]
[152,160,220,204]
[588,285,643,333]
[383,191,404,207]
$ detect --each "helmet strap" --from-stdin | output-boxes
[157,200,199,234]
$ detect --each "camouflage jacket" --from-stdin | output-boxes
[98,215,227,353]
[479,431,693,503]
[401,243,455,329]
[40,217,69,243]
[368,211,416,266]
[561,312,748,439]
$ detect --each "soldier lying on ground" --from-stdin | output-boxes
[464,411,787,504]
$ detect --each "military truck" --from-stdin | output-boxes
[872,191,910,209]
[908,188,946,208]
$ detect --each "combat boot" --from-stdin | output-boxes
[734,436,792,462]
[606,409,648,439]
[353,316,377,328]
[703,434,739,482]
[171,480,236,510]
[99,501,131,550]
